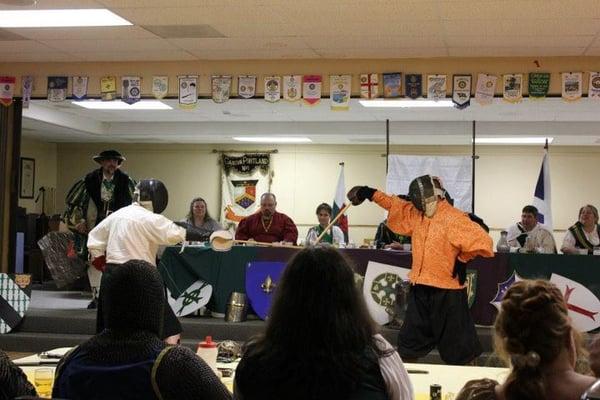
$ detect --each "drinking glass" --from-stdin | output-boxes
[34,368,54,398]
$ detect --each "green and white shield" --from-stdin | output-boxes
[0,273,32,334]
[167,279,212,317]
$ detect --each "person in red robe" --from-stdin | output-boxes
[235,193,298,244]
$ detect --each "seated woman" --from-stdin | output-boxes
[455,279,595,400]
[305,203,345,245]
[181,197,223,241]
[561,204,600,254]
[53,260,231,400]
[234,246,414,400]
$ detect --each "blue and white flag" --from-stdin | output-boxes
[532,147,552,231]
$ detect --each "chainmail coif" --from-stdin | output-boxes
[0,350,37,400]
[101,259,165,335]
[54,260,233,400]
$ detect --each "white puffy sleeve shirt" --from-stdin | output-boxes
[87,203,186,266]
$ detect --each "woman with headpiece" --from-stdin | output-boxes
[305,203,345,245]
[234,246,413,400]
[561,204,600,255]
[180,197,223,241]
[455,279,595,400]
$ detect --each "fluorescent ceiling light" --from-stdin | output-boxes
[71,100,171,110]
[475,137,554,144]
[359,99,454,108]
[233,137,312,143]
[0,9,132,28]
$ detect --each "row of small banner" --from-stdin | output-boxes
[1,72,600,110]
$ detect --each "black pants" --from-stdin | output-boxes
[96,264,182,339]
[397,284,481,365]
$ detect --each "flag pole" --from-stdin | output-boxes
[385,119,390,174]
[471,120,478,213]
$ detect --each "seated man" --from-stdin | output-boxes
[0,350,37,399]
[374,219,411,249]
[52,260,232,400]
[506,205,556,253]
[235,193,298,244]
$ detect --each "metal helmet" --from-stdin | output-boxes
[408,175,445,218]
[134,179,168,214]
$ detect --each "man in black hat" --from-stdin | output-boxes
[63,150,136,308]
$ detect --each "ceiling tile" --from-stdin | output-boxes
[448,47,586,57]
[301,35,446,49]
[439,0,600,20]
[443,19,600,36]
[70,50,197,61]
[0,40,57,52]
[4,26,160,40]
[314,47,448,58]
[445,35,596,48]
[168,37,310,51]
[0,52,79,62]
[188,48,320,60]
[37,38,178,52]
[0,0,102,9]
[112,6,280,26]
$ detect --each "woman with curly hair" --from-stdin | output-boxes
[234,246,413,400]
[456,279,595,400]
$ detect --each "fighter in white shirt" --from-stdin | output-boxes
[88,179,205,344]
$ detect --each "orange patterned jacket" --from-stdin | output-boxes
[372,190,494,289]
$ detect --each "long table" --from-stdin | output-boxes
[159,246,600,325]
[17,347,509,398]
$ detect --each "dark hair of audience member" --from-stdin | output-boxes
[242,246,389,398]
[494,279,573,400]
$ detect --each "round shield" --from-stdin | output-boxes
[0,273,32,334]
[167,279,213,317]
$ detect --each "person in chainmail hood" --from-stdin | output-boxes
[52,259,232,400]
[348,175,493,365]
[0,350,37,400]
[87,178,208,345]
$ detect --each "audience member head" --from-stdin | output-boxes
[579,204,599,228]
[521,205,539,231]
[494,279,574,400]
[315,203,333,227]
[187,197,211,224]
[101,259,165,337]
[241,246,383,399]
[260,193,277,218]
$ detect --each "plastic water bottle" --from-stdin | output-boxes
[196,336,219,373]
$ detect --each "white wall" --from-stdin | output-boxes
[18,138,57,214]
[49,142,600,249]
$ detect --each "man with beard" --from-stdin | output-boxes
[235,192,298,244]
[63,150,136,308]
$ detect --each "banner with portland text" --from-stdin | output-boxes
[220,153,272,230]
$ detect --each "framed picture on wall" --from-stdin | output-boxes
[19,157,35,199]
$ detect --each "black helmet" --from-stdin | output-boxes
[136,179,168,214]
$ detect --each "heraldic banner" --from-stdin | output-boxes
[386,154,473,212]
[220,153,272,230]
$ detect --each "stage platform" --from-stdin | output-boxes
[0,290,500,365]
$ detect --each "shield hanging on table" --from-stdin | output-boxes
[0,273,32,334]
[167,279,212,317]
[363,261,410,325]
[246,261,286,320]
[38,231,87,288]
